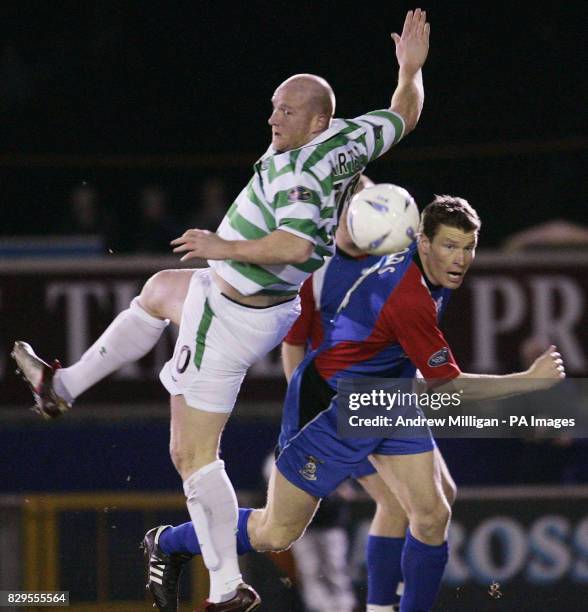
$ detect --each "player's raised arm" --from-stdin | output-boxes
[389,8,430,135]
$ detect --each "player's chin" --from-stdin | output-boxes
[272,135,286,150]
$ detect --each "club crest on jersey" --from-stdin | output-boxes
[299,455,323,481]
[287,186,313,203]
[428,347,449,368]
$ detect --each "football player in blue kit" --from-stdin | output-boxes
[145,195,565,612]
[280,181,456,612]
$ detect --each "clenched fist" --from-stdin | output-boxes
[527,345,566,389]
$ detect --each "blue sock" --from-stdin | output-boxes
[400,530,448,612]
[236,507,254,554]
[159,507,254,556]
[366,535,405,606]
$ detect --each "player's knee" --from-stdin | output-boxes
[139,270,171,318]
[169,441,217,478]
[411,499,451,538]
[141,269,191,324]
[253,510,306,552]
[264,525,302,552]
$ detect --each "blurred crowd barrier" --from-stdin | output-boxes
[1,486,588,611]
[1,250,587,411]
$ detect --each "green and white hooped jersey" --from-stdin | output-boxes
[209,109,405,296]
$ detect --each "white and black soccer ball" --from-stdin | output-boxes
[346,183,420,255]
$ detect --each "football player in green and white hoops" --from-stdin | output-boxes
[13,10,430,612]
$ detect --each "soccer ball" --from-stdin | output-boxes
[346,183,420,255]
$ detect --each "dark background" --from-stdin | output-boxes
[1,0,586,246]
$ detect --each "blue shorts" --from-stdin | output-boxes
[277,359,434,498]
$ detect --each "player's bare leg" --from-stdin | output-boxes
[437,447,457,506]
[358,447,455,537]
[12,269,192,417]
[139,269,194,324]
[145,462,319,611]
[370,450,449,545]
[245,450,454,552]
[370,450,450,612]
[358,448,456,610]
[358,472,409,537]
[357,473,408,611]
[169,394,260,611]
[247,464,321,552]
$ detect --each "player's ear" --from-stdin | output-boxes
[418,233,431,254]
[312,112,329,132]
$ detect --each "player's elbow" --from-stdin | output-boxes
[271,231,314,264]
[390,106,418,137]
[401,115,418,136]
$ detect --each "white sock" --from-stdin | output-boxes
[183,460,242,603]
[54,297,169,401]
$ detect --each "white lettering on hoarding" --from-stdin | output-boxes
[470,277,525,372]
[445,515,588,586]
[530,276,586,372]
[46,282,110,364]
[470,275,586,374]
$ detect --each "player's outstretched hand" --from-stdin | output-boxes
[171,229,230,261]
[527,345,566,389]
[391,8,430,75]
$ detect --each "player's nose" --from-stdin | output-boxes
[453,250,465,266]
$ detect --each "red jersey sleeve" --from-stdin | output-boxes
[384,284,461,385]
[284,276,316,345]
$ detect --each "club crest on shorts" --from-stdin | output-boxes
[175,345,191,374]
[287,186,313,203]
[299,455,323,481]
[428,347,449,368]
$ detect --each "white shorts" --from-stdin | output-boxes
[159,268,300,412]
